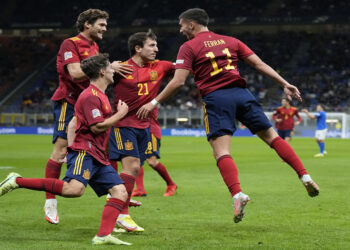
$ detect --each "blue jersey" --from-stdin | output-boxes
[315,111,327,130]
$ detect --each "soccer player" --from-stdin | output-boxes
[302,105,327,157]
[0,54,131,245]
[132,107,177,197]
[44,9,132,224]
[137,8,319,223]
[109,30,174,232]
[272,98,301,143]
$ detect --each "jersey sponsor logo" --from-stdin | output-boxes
[64,51,73,60]
[82,169,90,180]
[125,140,134,151]
[176,59,184,64]
[92,109,101,118]
[150,71,158,81]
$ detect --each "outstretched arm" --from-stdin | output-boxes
[136,69,190,119]
[301,109,316,119]
[244,54,302,102]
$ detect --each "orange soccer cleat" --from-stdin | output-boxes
[131,189,147,197]
[163,184,177,197]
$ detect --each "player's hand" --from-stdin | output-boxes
[295,121,300,126]
[276,118,282,123]
[301,108,308,113]
[111,61,133,79]
[136,102,155,119]
[283,84,302,102]
[117,100,128,118]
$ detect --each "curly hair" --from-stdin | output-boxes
[75,9,109,32]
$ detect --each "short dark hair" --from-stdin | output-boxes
[81,53,110,80]
[179,8,209,26]
[76,9,109,32]
[128,29,157,57]
[318,103,325,110]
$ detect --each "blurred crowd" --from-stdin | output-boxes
[1,29,349,114]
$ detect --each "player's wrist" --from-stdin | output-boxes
[151,98,159,106]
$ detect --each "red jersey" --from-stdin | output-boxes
[175,31,254,97]
[113,58,174,129]
[52,34,99,105]
[150,107,161,139]
[70,85,112,165]
[272,106,301,130]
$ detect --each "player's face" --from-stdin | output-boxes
[281,99,288,107]
[316,105,322,111]
[103,62,115,84]
[139,38,158,62]
[89,18,107,41]
[179,19,194,40]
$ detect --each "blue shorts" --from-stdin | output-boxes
[202,87,272,140]
[52,100,74,143]
[63,150,124,197]
[109,127,151,164]
[278,129,293,139]
[141,133,161,166]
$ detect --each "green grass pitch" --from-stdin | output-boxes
[0,135,349,249]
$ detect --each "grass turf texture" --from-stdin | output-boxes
[0,135,349,249]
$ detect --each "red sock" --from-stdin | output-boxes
[154,162,175,186]
[119,173,135,215]
[16,178,64,195]
[97,198,125,236]
[135,166,145,190]
[217,155,241,196]
[45,159,62,199]
[270,136,308,177]
[110,160,118,173]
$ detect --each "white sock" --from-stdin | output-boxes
[301,174,312,183]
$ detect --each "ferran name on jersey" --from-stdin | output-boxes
[150,71,158,81]
[125,140,134,151]
[83,169,90,180]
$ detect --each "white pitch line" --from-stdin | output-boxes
[0,166,15,170]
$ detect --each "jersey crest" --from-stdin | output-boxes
[83,169,90,180]
[150,71,158,81]
[125,140,134,151]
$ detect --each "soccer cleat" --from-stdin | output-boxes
[44,199,59,224]
[314,153,324,158]
[92,234,132,245]
[301,175,319,197]
[131,189,147,197]
[233,192,250,223]
[116,215,144,232]
[323,150,327,155]
[0,172,21,196]
[129,199,142,207]
[163,184,177,197]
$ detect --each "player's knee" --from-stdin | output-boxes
[62,182,85,197]
[109,184,128,201]
[146,158,158,167]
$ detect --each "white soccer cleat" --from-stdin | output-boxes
[0,172,21,196]
[301,174,319,197]
[233,192,250,223]
[116,215,144,232]
[44,199,59,224]
[314,153,324,158]
[92,234,132,245]
[323,150,327,155]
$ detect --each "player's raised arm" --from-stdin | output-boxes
[136,68,190,119]
[243,54,302,102]
[301,109,316,119]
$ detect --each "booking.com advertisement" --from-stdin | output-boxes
[0,127,348,138]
